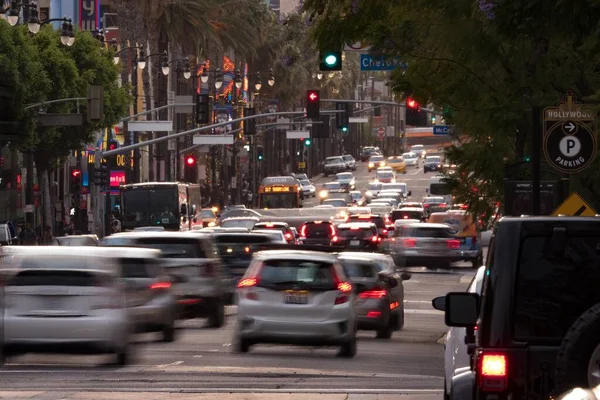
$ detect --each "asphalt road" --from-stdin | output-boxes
[3,151,477,400]
[2,269,475,400]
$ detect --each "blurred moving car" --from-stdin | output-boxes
[338,253,410,338]
[423,155,443,173]
[221,216,260,230]
[335,172,356,192]
[1,247,131,365]
[319,181,345,203]
[386,156,407,174]
[252,229,287,244]
[422,196,449,215]
[299,179,316,198]
[390,208,425,222]
[298,220,338,246]
[50,234,100,246]
[368,155,386,172]
[364,182,383,202]
[391,223,463,268]
[335,222,381,251]
[410,144,426,158]
[199,208,218,227]
[346,214,390,239]
[234,250,357,357]
[101,232,228,328]
[252,221,295,244]
[323,156,347,176]
[133,226,166,232]
[360,146,380,162]
[402,152,419,168]
[342,154,357,171]
[375,169,396,184]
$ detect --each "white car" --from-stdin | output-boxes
[443,266,485,398]
[234,250,357,357]
[402,152,419,167]
[342,154,357,171]
[299,179,316,198]
[323,156,347,176]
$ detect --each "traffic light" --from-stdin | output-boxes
[312,114,330,138]
[303,138,312,146]
[319,51,342,71]
[243,107,256,135]
[335,102,350,132]
[108,139,118,151]
[100,163,109,186]
[196,93,210,124]
[374,107,381,117]
[523,156,531,162]
[306,90,320,119]
[256,145,264,161]
[405,98,428,127]
[71,168,82,193]
[406,97,419,110]
[184,154,197,182]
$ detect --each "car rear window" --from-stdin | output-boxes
[120,258,154,278]
[513,234,600,341]
[341,261,377,278]
[302,222,334,237]
[258,259,337,289]
[214,234,271,244]
[6,270,108,287]
[347,216,385,229]
[338,226,377,238]
[404,227,454,238]
[103,237,206,259]
[390,210,423,221]
[221,219,258,229]
[323,199,347,207]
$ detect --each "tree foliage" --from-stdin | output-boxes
[302,0,600,212]
[0,21,130,167]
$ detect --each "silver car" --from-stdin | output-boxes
[234,250,357,357]
[323,156,347,176]
[402,152,419,167]
[342,154,357,171]
[391,223,463,268]
[1,247,130,365]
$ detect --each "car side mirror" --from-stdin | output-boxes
[433,293,479,327]
[400,272,411,281]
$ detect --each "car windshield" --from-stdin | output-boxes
[323,199,347,207]
[403,227,454,238]
[300,180,311,186]
[403,153,416,159]
[336,173,353,180]
[430,183,451,196]
[323,182,341,190]
[390,210,423,221]
[325,158,342,164]
[370,156,384,162]
[387,158,403,163]
[424,197,445,203]
[337,226,376,238]
[513,233,600,342]
[367,183,382,191]
[376,172,394,178]
[426,157,441,163]
[341,261,377,279]
[343,155,353,161]
[201,210,216,219]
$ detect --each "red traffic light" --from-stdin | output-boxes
[186,156,195,166]
[307,90,319,102]
[406,98,419,109]
[71,169,81,177]
[109,143,117,150]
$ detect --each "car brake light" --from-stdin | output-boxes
[439,203,447,207]
[150,281,172,290]
[350,226,360,230]
[371,236,378,242]
[266,223,275,227]
[447,239,460,249]
[300,225,307,237]
[284,233,292,240]
[329,224,336,236]
[478,353,508,392]
[332,235,339,243]
[359,289,387,299]
[382,229,388,234]
[337,282,352,293]
[367,311,382,318]
[423,204,430,208]
[244,246,251,253]
[237,277,258,288]
[402,238,417,247]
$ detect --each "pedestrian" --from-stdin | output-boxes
[19,223,38,246]
[41,225,53,245]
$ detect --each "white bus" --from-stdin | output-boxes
[426,175,453,204]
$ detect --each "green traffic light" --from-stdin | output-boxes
[305,139,312,146]
[342,127,348,132]
[325,54,338,66]
[524,156,531,162]
[258,155,263,160]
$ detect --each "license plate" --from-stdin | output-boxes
[284,291,308,304]
[44,297,63,310]
[162,218,170,223]
[350,240,361,246]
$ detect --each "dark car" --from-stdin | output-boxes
[390,208,425,222]
[338,253,410,338]
[335,222,381,251]
[423,155,442,173]
[346,214,389,238]
[252,221,295,244]
[433,216,600,399]
[422,196,448,215]
[298,220,338,246]
[51,234,100,246]
[360,147,380,162]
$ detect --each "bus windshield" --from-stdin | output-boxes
[122,188,179,226]
[261,193,298,209]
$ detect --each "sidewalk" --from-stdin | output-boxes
[0,393,441,400]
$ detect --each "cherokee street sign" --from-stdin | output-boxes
[543,92,597,173]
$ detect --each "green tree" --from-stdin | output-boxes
[302,0,600,212]
[0,23,130,230]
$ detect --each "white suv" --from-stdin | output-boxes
[323,156,346,176]
[234,250,357,357]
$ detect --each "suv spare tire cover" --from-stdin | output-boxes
[554,302,600,396]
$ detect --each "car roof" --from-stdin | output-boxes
[1,246,161,259]
[393,207,423,211]
[106,231,208,239]
[337,222,376,228]
[254,250,339,262]
[406,223,450,228]
[255,221,289,226]
[221,216,261,221]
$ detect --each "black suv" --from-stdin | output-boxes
[298,220,338,246]
[433,216,600,399]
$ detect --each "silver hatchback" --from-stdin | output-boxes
[234,250,357,357]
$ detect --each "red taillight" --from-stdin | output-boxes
[150,281,171,290]
[423,204,430,208]
[300,225,307,237]
[244,246,251,253]
[371,236,378,242]
[237,277,258,288]
[439,203,447,208]
[359,289,387,299]
[265,223,275,227]
[284,233,292,240]
[329,224,336,237]
[367,311,382,318]
[332,235,339,243]
[382,229,388,235]
[385,218,391,224]
[477,353,508,392]
[447,239,460,249]
[402,238,417,247]
[350,226,360,230]
[337,282,352,293]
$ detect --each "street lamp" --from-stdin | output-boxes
[254,72,262,91]
[4,1,41,33]
[267,68,275,87]
[214,68,223,89]
[113,46,146,70]
[234,69,243,90]
[5,1,21,26]
[183,62,192,80]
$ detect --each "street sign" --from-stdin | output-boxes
[360,54,407,71]
[552,192,597,216]
[286,130,310,139]
[433,125,453,135]
[543,92,597,173]
[297,161,306,169]
[377,127,385,141]
[349,117,368,123]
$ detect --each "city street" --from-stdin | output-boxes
[1,270,474,399]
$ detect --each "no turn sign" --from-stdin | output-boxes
[543,93,597,174]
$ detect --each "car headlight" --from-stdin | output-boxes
[369,163,374,168]
[365,191,373,197]
[380,162,386,166]
[319,190,328,198]
[208,221,216,227]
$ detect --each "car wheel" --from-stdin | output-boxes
[376,312,394,339]
[339,335,357,358]
[208,299,225,328]
[161,319,176,343]
[472,254,484,269]
[444,378,451,400]
[233,335,251,353]
[395,307,405,330]
[115,347,130,366]
[554,303,600,394]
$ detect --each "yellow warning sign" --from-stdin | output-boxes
[552,192,597,216]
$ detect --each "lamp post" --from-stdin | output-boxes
[3,1,75,45]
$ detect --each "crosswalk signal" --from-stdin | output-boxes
[196,93,210,124]
[306,90,320,119]
[256,145,264,161]
[71,168,82,193]
[319,51,342,71]
[243,107,256,135]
